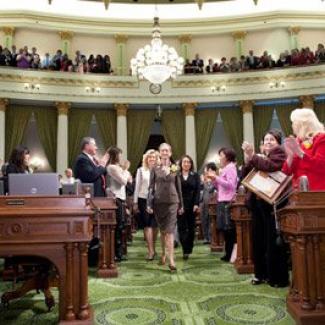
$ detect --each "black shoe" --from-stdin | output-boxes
[251,278,264,285]
[183,254,189,260]
[203,241,211,245]
[220,255,230,262]
[174,241,179,249]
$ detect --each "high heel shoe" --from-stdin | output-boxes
[158,256,166,266]
[168,264,177,272]
[146,252,156,261]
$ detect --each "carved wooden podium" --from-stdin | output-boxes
[230,194,254,274]
[91,197,118,278]
[278,192,325,325]
[208,197,224,252]
[0,196,94,324]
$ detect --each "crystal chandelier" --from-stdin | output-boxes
[130,15,184,85]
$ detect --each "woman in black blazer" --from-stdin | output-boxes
[178,155,200,260]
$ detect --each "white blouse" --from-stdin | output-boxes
[133,167,151,203]
[106,164,130,201]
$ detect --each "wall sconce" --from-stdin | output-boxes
[211,85,226,93]
[24,83,40,91]
[85,87,101,94]
[269,81,286,89]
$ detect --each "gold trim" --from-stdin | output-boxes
[114,103,128,116]
[232,31,247,40]
[178,34,192,43]
[0,98,9,111]
[240,100,254,113]
[59,31,74,41]
[288,26,301,35]
[183,103,197,116]
[299,95,314,108]
[114,34,128,43]
[56,102,71,115]
[2,26,15,36]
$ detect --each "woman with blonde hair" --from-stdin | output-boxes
[133,149,159,260]
[283,108,325,190]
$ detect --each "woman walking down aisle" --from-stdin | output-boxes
[178,155,200,260]
[133,150,160,261]
[147,143,183,272]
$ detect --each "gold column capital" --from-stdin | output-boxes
[114,104,128,116]
[183,103,197,116]
[240,100,254,114]
[0,98,9,111]
[114,34,128,43]
[56,102,71,115]
[299,95,315,109]
[288,26,301,35]
[59,31,74,41]
[2,27,15,36]
[178,34,192,44]
[232,31,247,40]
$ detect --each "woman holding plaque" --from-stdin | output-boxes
[282,108,325,190]
[147,143,183,272]
[242,129,289,287]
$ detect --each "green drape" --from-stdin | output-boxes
[275,104,296,136]
[220,107,244,164]
[5,106,32,160]
[127,110,156,174]
[33,107,57,171]
[94,110,117,150]
[253,105,274,149]
[161,109,185,161]
[68,108,93,167]
[315,101,325,124]
[196,109,218,170]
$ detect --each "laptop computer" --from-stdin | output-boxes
[62,182,78,195]
[8,173,60,195]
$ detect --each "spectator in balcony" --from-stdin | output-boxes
[30,54,41,69]
[229,57,241,72]
[60,54,69,71]
[239,55,248,71]
[291,49,300,66]
[258,51,269,68]
[219,57,230,73]
[184,59,193,74]
[91,55,104,73]
[10,45,17,67]
[16,48,31,69]
[103,55,112,73]
[303,47,315,65]
[192,54,204,73]
[246,50,259,69]
[315,43,325,63]
[206,58,219,73]
[284,50,292,65]
[88,54,95,71]
[41,53,52,69]
[276,53,290,68]
[31,47,39,64]
[52,49,63,70]
[75,50,82,66]
[0,46,5,66]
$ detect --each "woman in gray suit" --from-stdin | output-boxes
[147,143,183,272]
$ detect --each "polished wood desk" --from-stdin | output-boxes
[208,197,224,252]
[0,196,93,324]
[90,197,118,278]
[230,194,254,274]
[278,192,325,325]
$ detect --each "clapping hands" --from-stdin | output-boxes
[242,141,254,162]
[284,137,304,158]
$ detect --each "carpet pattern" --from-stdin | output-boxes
[0,233,295,325]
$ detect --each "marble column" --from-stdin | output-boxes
[241,100,255,147]
[232,31,247,58]
[59,31,74,58]
[115,104,128,158]
[299,95,315,109]
[183,103,197,169]
[178,34,192,61]
[288,26,301,50]
[2,27,15,49]
[0,99,9,162]
[56,102,70,174]
[115,34,128,76]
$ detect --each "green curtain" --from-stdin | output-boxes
[220,107,244,164]
[94,110,117,150]
[275,103,296,136]
[127,110,156,174]
[33,107,57,171]
[161,109,185,161]
[195,109,218,170]
[68,108,93,167]
[315,101,325,124]
[5,106,32,160]
[253,105,274,149]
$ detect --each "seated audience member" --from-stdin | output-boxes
[192,53,204,73]
[52,49,63,70]
[16,48,31,69]
[276,53,290,68]
[184,59,193,74]
[77,55,88,73]
[206,59,219,73]
[219,57,230,73]
[88,54,95,71]
[304,47,315,65]
[103,55,112,73]
[238,55,248,71]
[246,50,259,69]
[315,43,325,63]
[290,49,300,66]
[229,57,240,72]
[258,51,269,68]
[74,137,108,197]
[282,108,325,190]
[62,168,75,184]
[30,54,41,69]
[41,53,52,69]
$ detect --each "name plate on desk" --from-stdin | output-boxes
[242,169,292,204]
[6,199,25,206]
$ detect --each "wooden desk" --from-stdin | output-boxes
[208,198,224,252]
[90,197,118,278]
[230,194,254,274]
[278,192,325,325]
[0,196,93,324]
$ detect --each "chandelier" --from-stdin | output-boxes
[130,16,184,85]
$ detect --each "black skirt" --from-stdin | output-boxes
[138,198,157,228]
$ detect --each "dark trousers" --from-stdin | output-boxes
[200,203,210,241]
[115,198,126,259]
[177,209,196,255]
[223,228,236,259]
[251,198,289,285]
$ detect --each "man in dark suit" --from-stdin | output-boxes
[192,53,204,73]
[246,50,259,69]
[74,137,107,197]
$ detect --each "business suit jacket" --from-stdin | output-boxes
[180,172,200,210]
[148,166,183,208]
[74,152,107,197]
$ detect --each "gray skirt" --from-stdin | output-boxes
[154,202,178,234]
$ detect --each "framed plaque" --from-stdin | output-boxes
[241,169,292,204]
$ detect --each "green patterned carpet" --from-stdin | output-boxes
[0,233,295,325]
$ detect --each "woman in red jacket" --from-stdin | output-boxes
[283,108,325,190]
